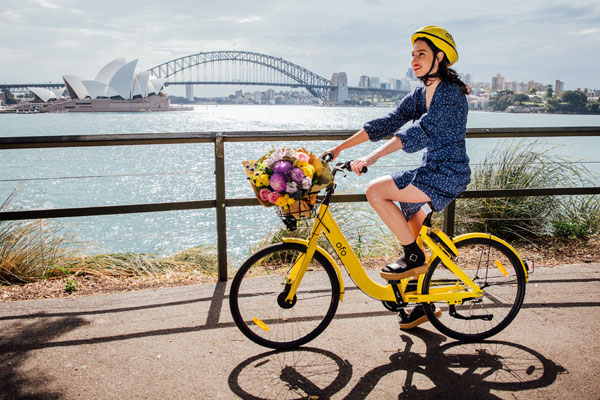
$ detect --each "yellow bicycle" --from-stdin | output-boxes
[230,158,529,350]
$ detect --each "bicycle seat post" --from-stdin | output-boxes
[421,203,433,228]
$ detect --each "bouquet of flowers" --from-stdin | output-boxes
[243,147,333,216]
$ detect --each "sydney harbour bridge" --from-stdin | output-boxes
[2,50,407,103]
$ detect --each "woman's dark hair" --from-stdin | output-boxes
[415,37,470,95]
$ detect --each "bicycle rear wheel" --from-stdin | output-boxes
[422,236,526,341]
[229,242,340,350]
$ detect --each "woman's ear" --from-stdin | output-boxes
[436,51,444,63]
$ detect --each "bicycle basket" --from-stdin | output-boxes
[275,193,323,231]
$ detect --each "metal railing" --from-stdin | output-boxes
[1,126,599,281]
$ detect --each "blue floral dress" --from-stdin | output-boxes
[363,81,471,218]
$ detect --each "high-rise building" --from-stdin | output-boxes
[406,68,416,80]
[491,74,504,91]
[463,73,473,85]
[369,77,380,89]
[555,80,564,95]
[359,75,370,88]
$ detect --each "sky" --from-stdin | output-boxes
[1,0,599,96]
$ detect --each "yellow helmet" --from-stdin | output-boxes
[411,26,459,66]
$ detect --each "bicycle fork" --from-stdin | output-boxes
[283,211,327,305]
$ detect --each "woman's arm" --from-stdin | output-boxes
[322,128,369,160]
[350,136,404,175]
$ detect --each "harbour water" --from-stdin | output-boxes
[1,105,600,263]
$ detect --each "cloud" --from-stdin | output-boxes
[27,0,61,10]
[1,0,599,90]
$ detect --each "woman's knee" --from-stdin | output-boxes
[365,180,384,204]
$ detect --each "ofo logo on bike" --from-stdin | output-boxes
[336,242,347,256]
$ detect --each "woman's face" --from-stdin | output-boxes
[411,40,443,77]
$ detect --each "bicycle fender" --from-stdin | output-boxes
[282,238,345,302]
[453,232,529,282]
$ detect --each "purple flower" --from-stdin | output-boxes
[286,181,298,194]
[273,160,292,175]
[301,177,312,190]
[269,173,287,192]
[290,167,306,183]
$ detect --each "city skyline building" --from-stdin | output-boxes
[492,74,505,91]
[555,80,564,95]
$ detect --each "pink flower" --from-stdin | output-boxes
[296,152,310,163]
[267,191,281,204]
[259,188,271,202]
[269,173,287,192]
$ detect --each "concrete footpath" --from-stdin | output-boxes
[1,263,599,399]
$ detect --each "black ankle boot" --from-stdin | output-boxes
[380,241,427,280]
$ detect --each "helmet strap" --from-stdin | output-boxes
[418,51,441,86]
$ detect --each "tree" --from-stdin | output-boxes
[560,91,588,113]
[513,93,529,105]
[489,90,514,111]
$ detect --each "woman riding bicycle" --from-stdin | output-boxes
[323,26,471,329]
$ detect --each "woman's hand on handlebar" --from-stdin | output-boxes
[350,156,375,176]
[320,147,341,162]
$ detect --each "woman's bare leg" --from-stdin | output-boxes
[365,176,430,245]
[408,210,428,240]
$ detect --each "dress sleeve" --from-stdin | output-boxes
[363,90,419,142]
[394,85,467,153]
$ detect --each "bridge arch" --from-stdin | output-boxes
[147,51,332,101]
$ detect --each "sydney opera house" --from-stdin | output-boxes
[28,58,186,112]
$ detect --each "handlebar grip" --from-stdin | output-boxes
[344,161,368,174]
[322,152,334,163]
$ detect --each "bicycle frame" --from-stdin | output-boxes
[283,201,485,306]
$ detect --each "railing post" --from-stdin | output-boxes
[214,133,228,281]
[443,200,456,238]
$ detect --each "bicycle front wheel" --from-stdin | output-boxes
[229,242,340,350]
[422,236,526,342]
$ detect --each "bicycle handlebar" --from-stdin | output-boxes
[321,153,368,174]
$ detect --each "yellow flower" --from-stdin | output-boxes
[301,165,315,179]
[287,197,296,205]
[297,161,309,168]
[275,196,288,207]
[259,173,270,187]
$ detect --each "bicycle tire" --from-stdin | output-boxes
[229,242,340,350]
[422,236,526,341]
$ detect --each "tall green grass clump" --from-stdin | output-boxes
[456,141,599,241]
[0,219,72,283]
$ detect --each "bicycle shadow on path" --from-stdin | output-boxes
[228,329,566,399]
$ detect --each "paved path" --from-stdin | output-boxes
[1,263,599,399]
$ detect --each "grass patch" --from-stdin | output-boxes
[456,141,599,241]
[0,216,219,285]
[0,219,74,284]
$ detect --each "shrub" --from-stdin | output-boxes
[456,141,595,241]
